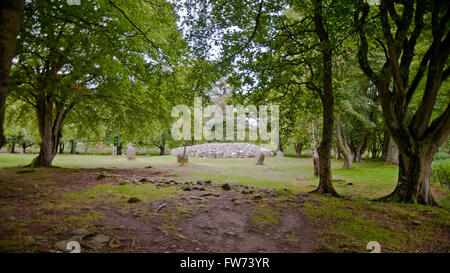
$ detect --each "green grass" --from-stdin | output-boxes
[84,183,179,202]
[303,195,450,252]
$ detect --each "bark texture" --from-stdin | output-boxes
[0,0,24,147]
[355,1,450,205]
[311,0,337,196]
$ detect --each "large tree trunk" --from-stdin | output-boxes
[311,0,337,196]
[0,0,24,148]
[335,120,353,168]
[29,96,58,167]
[305,3,339,192]
[29,95,72,167]
[380,147,436,205]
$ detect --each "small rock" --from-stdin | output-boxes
[183,186,192,191]
[54,240,72,252]
[221,183,232,190]
[127,197,141,203]
[139,178,148,183]
[91,234,110,244]
[96,174,106,180]
[412,220,422,226]
[71,228,88,236]
[253,194,262,200]
[316,244,333,253]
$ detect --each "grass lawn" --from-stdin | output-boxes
[0,153,431,199]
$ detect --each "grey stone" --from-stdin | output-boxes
[221,183,232,190]
[127,143,136,160]
[254,153,265,165]
[54,240,72,252]
[127,197,141,203]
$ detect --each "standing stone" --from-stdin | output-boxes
[112,145,117,157]
[177,153,188,164]
[127,143,135,160]
[254,153,265,165]
[276,150,284,157]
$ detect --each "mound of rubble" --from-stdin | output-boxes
[170,143,274,158]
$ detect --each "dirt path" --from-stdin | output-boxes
[99,189,316,253]
[0,166,318,253]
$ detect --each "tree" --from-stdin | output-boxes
[0,0,24,148]
[9,0,185,167]
[355,0,450,205]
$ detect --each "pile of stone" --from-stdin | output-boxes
[170,143,274,158]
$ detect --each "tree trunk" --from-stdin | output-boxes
[0,0,24,148]
[335,121,352,168]
[29,95,70,167]
[371,140,378,159]
[70,140,77,154]
[309,121,319,177]
[379,147,436,205]
[294,142,303,157]
[117,143,122,155]
[310,0,337,196]
[159,145,165,155]
[10,141,15,153]
[59,142,64,154]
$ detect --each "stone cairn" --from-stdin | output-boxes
[171,143,274,159]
